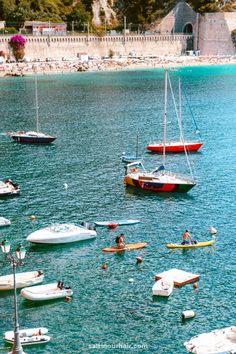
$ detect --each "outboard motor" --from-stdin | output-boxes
[81,221,96,231]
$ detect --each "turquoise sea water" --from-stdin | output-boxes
[0,65,236,354]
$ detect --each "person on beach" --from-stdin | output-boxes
[116,233,125,248]
[181,230,193,245]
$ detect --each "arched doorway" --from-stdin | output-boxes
[183,23,193,34]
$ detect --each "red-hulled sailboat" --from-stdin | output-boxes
[124,70,196,193]
[147,74,203,153]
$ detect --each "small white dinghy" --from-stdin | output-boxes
[0,217,11,227]
[4,327,50,346]
[0,271,44,290]
[21,282,73,301]
[152,278,174,297]
[27,223,97,244]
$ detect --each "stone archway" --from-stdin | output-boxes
[183,23,193,34]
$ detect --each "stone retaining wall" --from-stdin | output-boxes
[0,34,192,60]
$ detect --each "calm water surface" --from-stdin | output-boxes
[0,65,236,353]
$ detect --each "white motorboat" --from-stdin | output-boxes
[0,271,44,290]
[0,179,20,197]
[0,217,11,227]
[21,282,73,301]
[152,278,174,297]
[4,327,50,346]
[26,223,97,244]
[184,326,236,353]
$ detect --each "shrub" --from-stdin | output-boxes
[9,35,26,61]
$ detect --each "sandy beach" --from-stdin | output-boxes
[0,55,236,77]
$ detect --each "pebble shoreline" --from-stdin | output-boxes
[0,55,236,76]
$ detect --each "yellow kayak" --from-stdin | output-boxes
[103,242,147,253]
[166,240,215,249]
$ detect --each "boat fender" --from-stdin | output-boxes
[108,223,118,229]
[182,310,195,319]
[209,226,217,235]
[65,296,72,302]
[102,262,107,270]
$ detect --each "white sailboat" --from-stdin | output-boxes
[8,75,56,144]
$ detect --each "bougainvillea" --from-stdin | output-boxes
[9,35,26,61]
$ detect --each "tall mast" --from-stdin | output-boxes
[135,134,139,158]
[35,74,39,133]
[163,69,168,167]
[179,78,182,141]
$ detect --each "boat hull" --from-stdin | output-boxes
[166,240,215,249]
[147,142,203,153]
[95,219,140,227]
[27,223,97,244]
[11,135,56,144]
[122,156,142,163]
[124,175,195,193]
[21,283,73,301]
[152,279,174,297]
[0,271,44,290]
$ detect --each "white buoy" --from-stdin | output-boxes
[129,278,134,283]
[64,183,68,190]
[209,226,217,235]
[182,310,195,319]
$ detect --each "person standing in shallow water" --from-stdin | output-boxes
[116,233,125,248]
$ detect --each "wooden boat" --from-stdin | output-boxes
[7,75,56,144]
[21,282,73,301]
[94,219,140,227]
[147,73,203,153]
[152,278,174,297]
[0,216,11,227]
[155,268,200,287]
[124,71,196,194]
[4,327,50,346]
[0,179,20,197]
[166,240,215,249]
[0,271,44,290]
[102,242,147,253]
[184,326,236,353]
[27,223,97,244]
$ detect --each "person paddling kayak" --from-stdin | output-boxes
[115,233,125,248]
[181,230,196,245]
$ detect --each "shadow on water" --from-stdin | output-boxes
[20,297,70,310]
[124,186,194,201]
[152,295,171,304]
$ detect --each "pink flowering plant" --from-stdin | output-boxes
[9,35,26,61]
